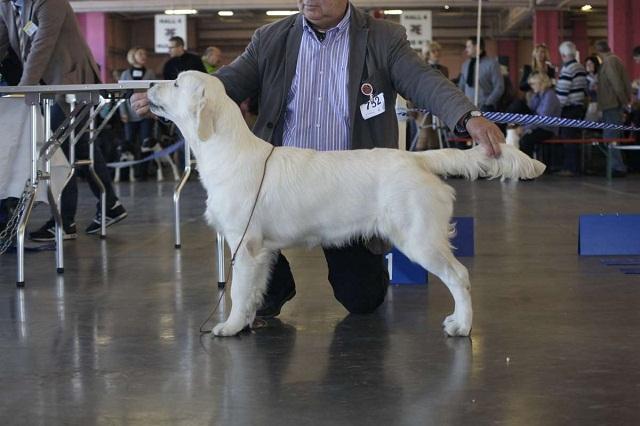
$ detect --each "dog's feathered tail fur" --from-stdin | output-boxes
[421,144,546,181]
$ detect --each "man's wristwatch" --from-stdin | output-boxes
[455,110,482,134]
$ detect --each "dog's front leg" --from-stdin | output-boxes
[212,242,275,337]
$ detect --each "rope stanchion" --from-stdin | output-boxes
[396,107,640,133]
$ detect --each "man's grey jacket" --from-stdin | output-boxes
[458,55,504,110]
[216,4,475,150]
[0,0,100,85]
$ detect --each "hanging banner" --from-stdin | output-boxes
[400,10,432,51]
[155,15,187,54]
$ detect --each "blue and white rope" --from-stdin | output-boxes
[396,107,640,132]
[106,140,184,169]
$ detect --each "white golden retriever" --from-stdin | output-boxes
[148,71,545,337]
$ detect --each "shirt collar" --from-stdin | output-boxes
[302,4,351,37]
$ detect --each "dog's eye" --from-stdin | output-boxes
[174,81,178,88]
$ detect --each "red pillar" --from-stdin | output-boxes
[572,17,589,62]
[76,13,109,83]
[533,10,562,66]
[609,0,640,80]
[496,39,518,88]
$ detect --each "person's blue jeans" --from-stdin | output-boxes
[601,107,627,173]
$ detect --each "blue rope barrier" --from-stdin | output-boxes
[106,140,184,169]
[396,107,640,132]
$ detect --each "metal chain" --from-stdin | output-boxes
[0,179,35,255]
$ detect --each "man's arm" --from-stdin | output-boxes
[19,0,67,85]
[485,59,504,108]
[214,28,261,103]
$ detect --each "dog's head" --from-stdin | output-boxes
[148,71,224,142]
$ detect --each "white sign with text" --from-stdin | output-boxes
[400,10,432,50]
[155,15,187,54]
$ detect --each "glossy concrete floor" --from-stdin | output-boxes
[1,175,640,425]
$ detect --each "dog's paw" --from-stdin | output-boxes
[442,314,472,337]
[212,321,244,337]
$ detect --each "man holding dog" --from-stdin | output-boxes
[132,0,504,317]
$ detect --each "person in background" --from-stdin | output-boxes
[119,47,156,179]
[422,41,449,78]
[162,36,206,169]
[518,72,562,163]
[162,36,206,80]
[0,0,127,240]
[202,46,222,74]
[584,55,601,123]
[458,36,504,112]
[520,44,556,93]
[555,41,588,176]
[414,41,449,150]
[595,40,631,177]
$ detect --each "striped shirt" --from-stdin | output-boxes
[282,8,351,151]
[555,59,588,107]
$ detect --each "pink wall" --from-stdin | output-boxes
[533,10,562,65]
[76,13,108,83]
[608,0,640,80]
[497,39,519,89]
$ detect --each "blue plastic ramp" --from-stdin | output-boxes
[386,217,474,284]
[579,214,640,256]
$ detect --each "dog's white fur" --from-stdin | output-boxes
[148,71,545,337]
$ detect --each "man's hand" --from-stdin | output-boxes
[130,92,156,119]
[465,117,504,157]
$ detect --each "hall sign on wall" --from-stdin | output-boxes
[400,10,432,50]
[155,15,187,54]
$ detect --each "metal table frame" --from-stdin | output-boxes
[1,82,225,287]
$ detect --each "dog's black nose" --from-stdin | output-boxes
[149,82,156,88]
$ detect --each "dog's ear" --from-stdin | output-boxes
[196,88,214,141]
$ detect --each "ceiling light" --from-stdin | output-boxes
[444,5,450,10]
[266,10,298,16]
[581,4,593,11]
[383,10,403,15]
[218,11,234,17]
[164,9,198,15]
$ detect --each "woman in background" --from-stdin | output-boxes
[518,72,561,164]
[520,44,556,93]
[584,55,601,122]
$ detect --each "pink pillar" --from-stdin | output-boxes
[76,13,108,83]
[533,10,562,66]
[572,18,589,62]
[608,0,640,79]
[496,39,518,88]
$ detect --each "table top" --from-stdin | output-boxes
[0,80,167,95]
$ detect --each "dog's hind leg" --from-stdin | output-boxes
[392,228,472,337]
[212,241,276,337]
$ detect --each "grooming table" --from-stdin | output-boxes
[1,82,226,287]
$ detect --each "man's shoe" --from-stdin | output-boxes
[30,219,77,242]
[85,201,128,234]
[256,288,296,319]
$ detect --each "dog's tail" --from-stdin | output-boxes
[420,144,546,180]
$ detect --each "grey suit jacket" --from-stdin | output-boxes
[0,0,100,85]
[458,56,504,109]
[216,4,475,150]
